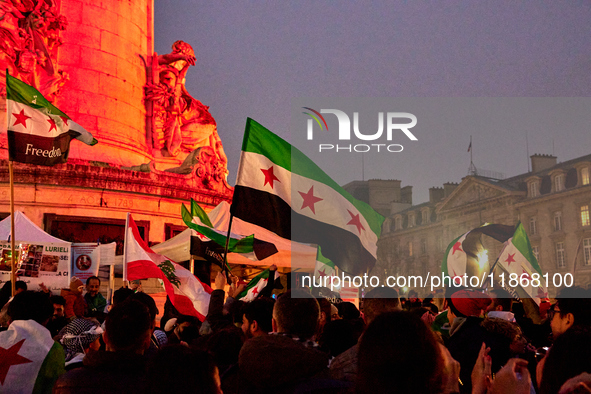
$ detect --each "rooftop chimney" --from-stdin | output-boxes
[429,187,445,204]
[530,154,557,173]
[400,186,412,205]
[443,182,458,198]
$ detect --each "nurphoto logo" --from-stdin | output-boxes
[302,107,418,153]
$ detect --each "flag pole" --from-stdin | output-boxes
[222,213,234,282]
[9,160,16,297]
[6,69,16,297]
[123,212,130,286]
[108,264,115,304]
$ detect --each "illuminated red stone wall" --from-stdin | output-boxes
[56,0,154,166]
[0,0,232,252]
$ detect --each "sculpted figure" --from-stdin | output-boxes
[0,0,68,101]
[145,41,228,180]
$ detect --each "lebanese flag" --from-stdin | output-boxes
[230,118,384,276]
[0,320,65,393]
[124,214,212,321]
[6,73,97,166]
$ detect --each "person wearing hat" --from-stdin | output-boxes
[60,277,87,320]
[60,318,102,370]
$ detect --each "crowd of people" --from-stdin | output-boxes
[0,271,590,394]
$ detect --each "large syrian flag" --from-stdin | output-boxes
[0,320,65,393]
[230,118,384,276]
[6,73,97,166]
[124,214,212,321]
[442,223,514,285]
[181,199,278,263]
[494,222,547,303]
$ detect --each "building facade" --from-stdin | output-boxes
[367,154,591,295]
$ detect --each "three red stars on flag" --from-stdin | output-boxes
[260,166,366,235]
[12,108,62,133]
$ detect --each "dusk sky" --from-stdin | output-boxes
[155,2,591,204]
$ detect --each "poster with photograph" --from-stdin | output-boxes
[0,242,70,292]
[71,243,101,280]
[71,242,116,280]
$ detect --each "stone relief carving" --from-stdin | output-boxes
[0,0,68,100]
[145,41,229,186]
[450,183,504,208]
[164,146,230,191]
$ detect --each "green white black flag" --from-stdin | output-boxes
[6,73,96,166]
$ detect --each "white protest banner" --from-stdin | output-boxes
[0,242,70,292]
[97,242,117,266]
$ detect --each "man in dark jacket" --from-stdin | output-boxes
[445,289,500,394]
[53,299,152,393]
[239,289,336,393]
[84,276,107,319]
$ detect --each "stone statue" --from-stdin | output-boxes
[0,0,68,100]
[145,41,228,184]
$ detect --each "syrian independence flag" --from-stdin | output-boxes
[442,223,514,285]
[6,73,97,166]
[0,320,65,393]
[197,201,318,269]
[182,199,278,263]
[494,222,547,303]
[230,118,384,276]
[237,268,280,302]
[124,214,212,321]
[314,246,336,280]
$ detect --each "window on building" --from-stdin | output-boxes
[554,174,565,192]
[584,238,591,266]
[532,246,540,264]
[408,241,413,257]
[409,214,416,228]
[529,217,537,235]
[582,205,590,227]
[556,242,565,268]
[554,211,562,232]
[395,217,402,230]
[436,237,443,252]
[529,181,539,198]
[420,239,427,254]
[582,167,590,186]
[422,210,429,224]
